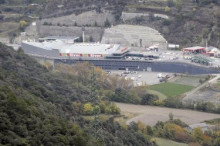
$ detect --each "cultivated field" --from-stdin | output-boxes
[116,102,220,126]
[155,138,188,146]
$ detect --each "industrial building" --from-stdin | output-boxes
[21,36,161,59]
[21,37,124,59]
[183,46,206,54]
[183,46,220,57]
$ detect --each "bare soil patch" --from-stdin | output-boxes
[115,102,220,126]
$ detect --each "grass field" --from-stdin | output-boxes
[149,82,194,97]
[147,89,167,100]
[217,82,220,88]
[171,75,207,87]
[205,118,220,125]
[155,138,188,146]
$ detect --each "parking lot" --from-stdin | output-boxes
[127,48,220,67]
[110,70,173,86]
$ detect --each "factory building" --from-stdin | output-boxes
[59,43,120,58]
[21,37,125,59]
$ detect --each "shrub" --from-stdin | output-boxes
[19,20,27,31]
[165,6,171,13]
[163,19,171,26]
[83,103,94,115]
[141,94,159,105]
[167,0,175,7]
[104,19,111,27]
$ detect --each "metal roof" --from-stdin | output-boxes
[22,40,120,55]
[39,36,79,41]
[59,43,120,55]
[183,46,205,51]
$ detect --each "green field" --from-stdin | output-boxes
[147,89,167,100]
[149,82,194,97]
[155,138,188,146]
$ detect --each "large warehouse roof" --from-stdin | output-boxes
[59,43,120,55]
[22,40,121,57]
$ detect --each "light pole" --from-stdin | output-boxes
[82,27,85,43]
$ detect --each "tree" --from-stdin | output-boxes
[175,0,183,11]
[202,28,209,38]
[19,20,27,31]
[141,94,158,105]
[149,13,155,21]
[146,126,153,136]
[167,0,175,7]
[169,113,174,121]
[104,19,111,27]
[115,14,120,21]
[193,127,203,143]
[83,103,94,115]
[165,6,171,13]
[214,137,220,146]
[137,121,146,132]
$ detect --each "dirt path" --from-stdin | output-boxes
[115,102,220,126]
[183,74,220,101]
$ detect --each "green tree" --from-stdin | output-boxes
[193,127,203,143]
[141,94,158,105]
[175,0,183,11]
[167,0,175,7]
[104,19,111,27]
[214,137,220,146]
[146,125,153,136]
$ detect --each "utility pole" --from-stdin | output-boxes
[87,66,104,141]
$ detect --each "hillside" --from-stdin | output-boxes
[1,0,219,47]
[40,0,220,48]
[0,44,155,145]
[124,0,220,48]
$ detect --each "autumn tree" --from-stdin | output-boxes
[19,20,27,31]
[193,127,203,143]
[83,103,94,115]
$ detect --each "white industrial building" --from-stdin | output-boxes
[21,37,122,58]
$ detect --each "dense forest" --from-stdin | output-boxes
[0,43,155,145]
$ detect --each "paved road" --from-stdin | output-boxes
[116,102,220,126]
